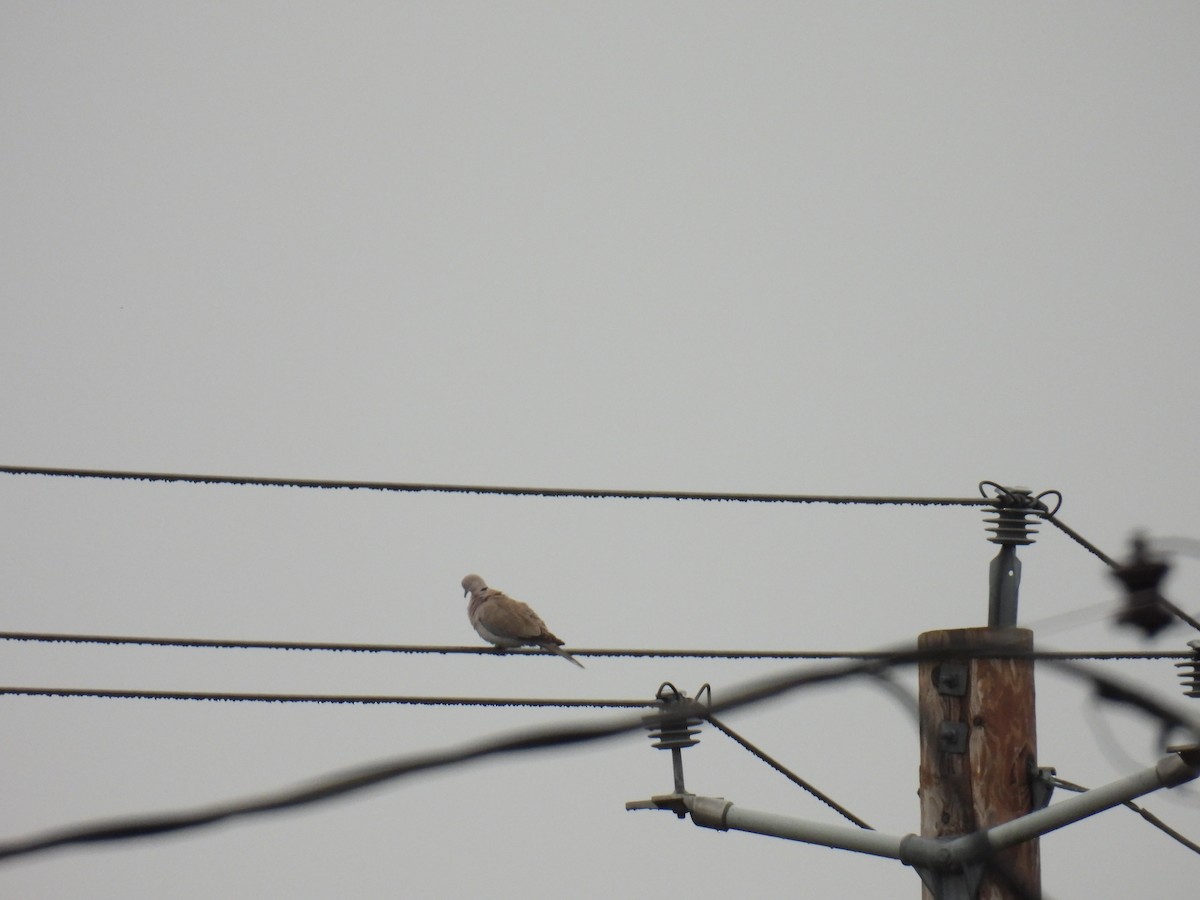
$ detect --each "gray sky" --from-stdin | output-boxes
[2,3,1199,897]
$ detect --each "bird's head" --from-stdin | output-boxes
[462,573,487,597]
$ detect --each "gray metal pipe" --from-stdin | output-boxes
[964,752,1197,858]
[689,795,906,860]
[686,752,1199,870]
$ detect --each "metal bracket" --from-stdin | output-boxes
[625,792,694,819]
[1029,761,1057,810]
[934,663,968,697]
[933,664,969,754]
[937,721,969,754]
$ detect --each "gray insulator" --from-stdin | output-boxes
[1177,640,1200,698]
[984,506,1039,546]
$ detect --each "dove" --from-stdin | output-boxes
[461,574,584,668]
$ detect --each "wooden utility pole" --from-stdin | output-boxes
[918,627,1040,900]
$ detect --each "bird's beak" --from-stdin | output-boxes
[463,588,469,597]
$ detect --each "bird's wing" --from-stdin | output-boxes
[476,591,557,643]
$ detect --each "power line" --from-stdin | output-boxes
[6,462,1194,890]
[0,630,1191,660]
[706,713,874,829]
[1041,514,1118,568]
[16,465,1194,633]
[0,706,650,864]
[7,465,1170,607]
[1050,775,1200,856]
[1037,515,1200,633]
[1083,695,1159,779]
[0,687,652,708]
[0,464,989,507]
[0,645,1195,865]
[11,688,875,827]
[0,631,557,656]
[0,657,882,863]
[1,466,1174,616]
[7,466,1160,612]
[1159,598,1200,634]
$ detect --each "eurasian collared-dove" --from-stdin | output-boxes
[461,574,584,668]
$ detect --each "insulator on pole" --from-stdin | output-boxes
[625,683,710,818]
[980,482,1057,628]
[645,682,706,752]
[1177,640,1200,699]
[984,504,1041,547]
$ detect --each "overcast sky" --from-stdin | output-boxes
[3,3,1199,898]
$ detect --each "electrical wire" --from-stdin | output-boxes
[0,630,912,659]
[4,465,1192,889]
[0,464,989,506]
[0,687,652,709]
[8,465,1194,632]
[0,644,1195,865]
[1035,516,1200,634]
[705,713,874,829]
[865,670,920,724]
[1020,599,1126,636]
[0,657,882,863]
[1039,514,1119,568]
[1082,699,1199,808]
[1083,698,1161,782]
[0,630,1191,660]
[1049,776,1200,856]
[17,466,1191,632]
[0,707,647,863]
[1159,599,1200,634]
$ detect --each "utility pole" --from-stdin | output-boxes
[917,486,1044,900]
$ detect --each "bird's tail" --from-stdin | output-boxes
[543,644,585,668]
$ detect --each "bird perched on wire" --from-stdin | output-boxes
[461,574,584,668]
